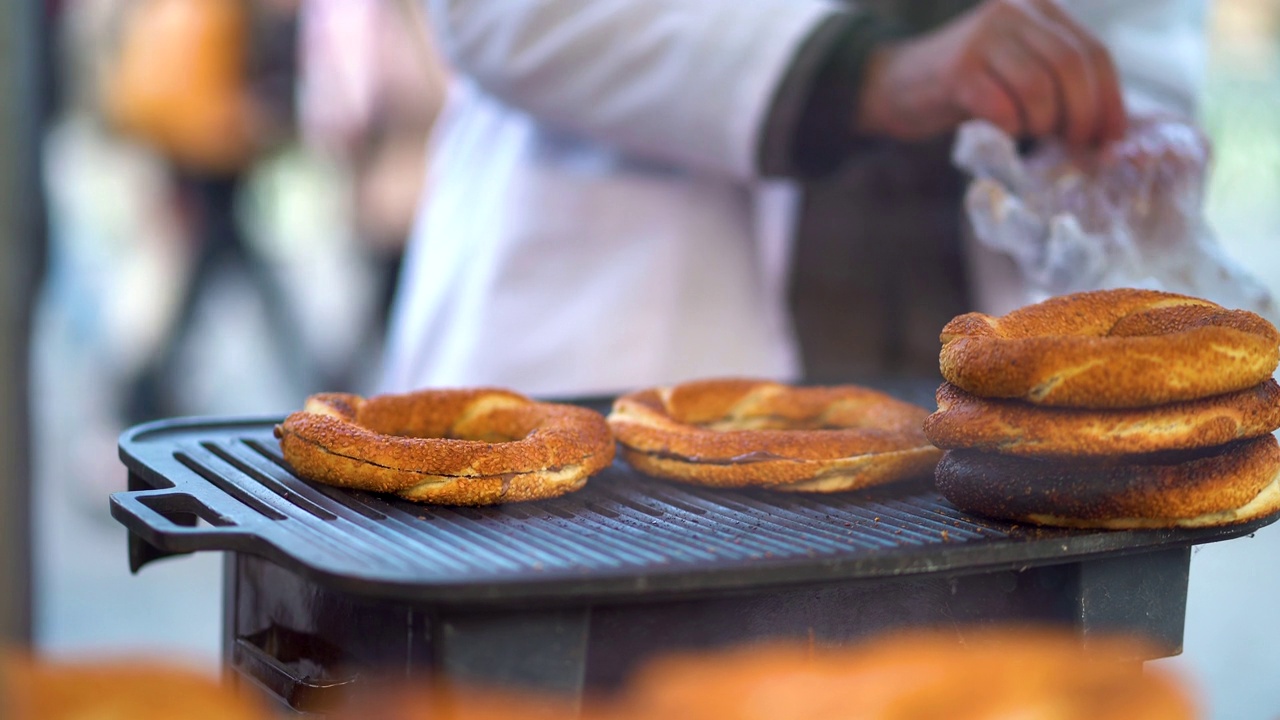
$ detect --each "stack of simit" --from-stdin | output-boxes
[924,288,1280,529]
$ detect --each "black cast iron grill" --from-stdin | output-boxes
[111,414,1277,714]
[113,417,1264,601]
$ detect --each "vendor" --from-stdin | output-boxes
[381,0,1204,397]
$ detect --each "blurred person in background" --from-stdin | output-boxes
[28,0,450,665]
[296,0,449,356]
[381,0,1205,399]
[104,0,309,423]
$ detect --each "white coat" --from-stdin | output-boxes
[382,0,1205,398]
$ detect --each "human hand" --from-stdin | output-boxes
[856,0,1126,147]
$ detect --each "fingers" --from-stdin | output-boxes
[1009,10,1098,145]
[983,39,1060,139]
[1026,0,1127,142]
[863,0,1128,145]
[958,0,1126,146]
[955,71,1022,138]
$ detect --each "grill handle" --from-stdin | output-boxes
[233,626,358,714]
[109,490,254,572]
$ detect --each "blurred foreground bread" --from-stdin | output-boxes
[355,628,1197,720]
[608,379,941,491]
[927,289,1280,529]
[619,628,1196,720]
[1,655,269,720]
[337,686,587,720]
[276,389,614,505]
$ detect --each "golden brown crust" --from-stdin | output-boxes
[936,435,1280,528]
[618,628,1196,720]
[924,380,1280,458]
[616,445,942,491]
[607,379,941,490]
[276,389,615,506]
[940,288,1280,408]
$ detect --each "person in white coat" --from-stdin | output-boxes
[379,6,1280,718]
[381,0,1205,399]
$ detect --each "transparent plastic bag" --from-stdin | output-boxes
[952,118,1279,324]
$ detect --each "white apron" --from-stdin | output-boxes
[382,0,1204,398]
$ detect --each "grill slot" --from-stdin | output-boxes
[497,504,533,520]
[193,441,453,571]
[202,442,338,521]
[586,485,739,561]
[175,451,288,521]
[245,438,388,521]
[777,496,930,547]
[139,492,233,527]
[189,447,416,569]
[694,492,888,553]
[544,506,578,520]
[607,493,665,518]
[518,505,675,566]
[442,507,630,570]
[654,494,847,557]
[584,503,620,520]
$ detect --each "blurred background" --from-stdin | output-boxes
[4,1,1280,719]
[24,0,449,673]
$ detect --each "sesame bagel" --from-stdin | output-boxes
[935,435,1280,529]
[606,379,941,491]
[275,389,615,505]
[939,288,1280,408]
[924,380,1280,458]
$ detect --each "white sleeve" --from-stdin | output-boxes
[1066,0,1208,119]
[425,0,841,179]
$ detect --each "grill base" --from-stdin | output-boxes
[225,547,1191,715]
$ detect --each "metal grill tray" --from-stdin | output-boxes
[112,416,1275,605]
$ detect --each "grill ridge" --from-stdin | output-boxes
[612,482,832,561]
[585,497,768,562]
[647,494,843,558]
[523,504,680,566]
[586,485,744,561]
[675,488,881,553]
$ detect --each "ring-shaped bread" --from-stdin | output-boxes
[924,380,1280,458]
[606,379,941,491]
[940,289,1280,408]
[622,629,1194,720]
[275,389,615,505]
[935,435,1280,529]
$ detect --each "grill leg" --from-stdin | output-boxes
[433,607,591,699]
[1071,546,1191,656]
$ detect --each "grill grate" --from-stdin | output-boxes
[112,417,1273,605]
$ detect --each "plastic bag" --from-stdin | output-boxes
[952,118,1279,324]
